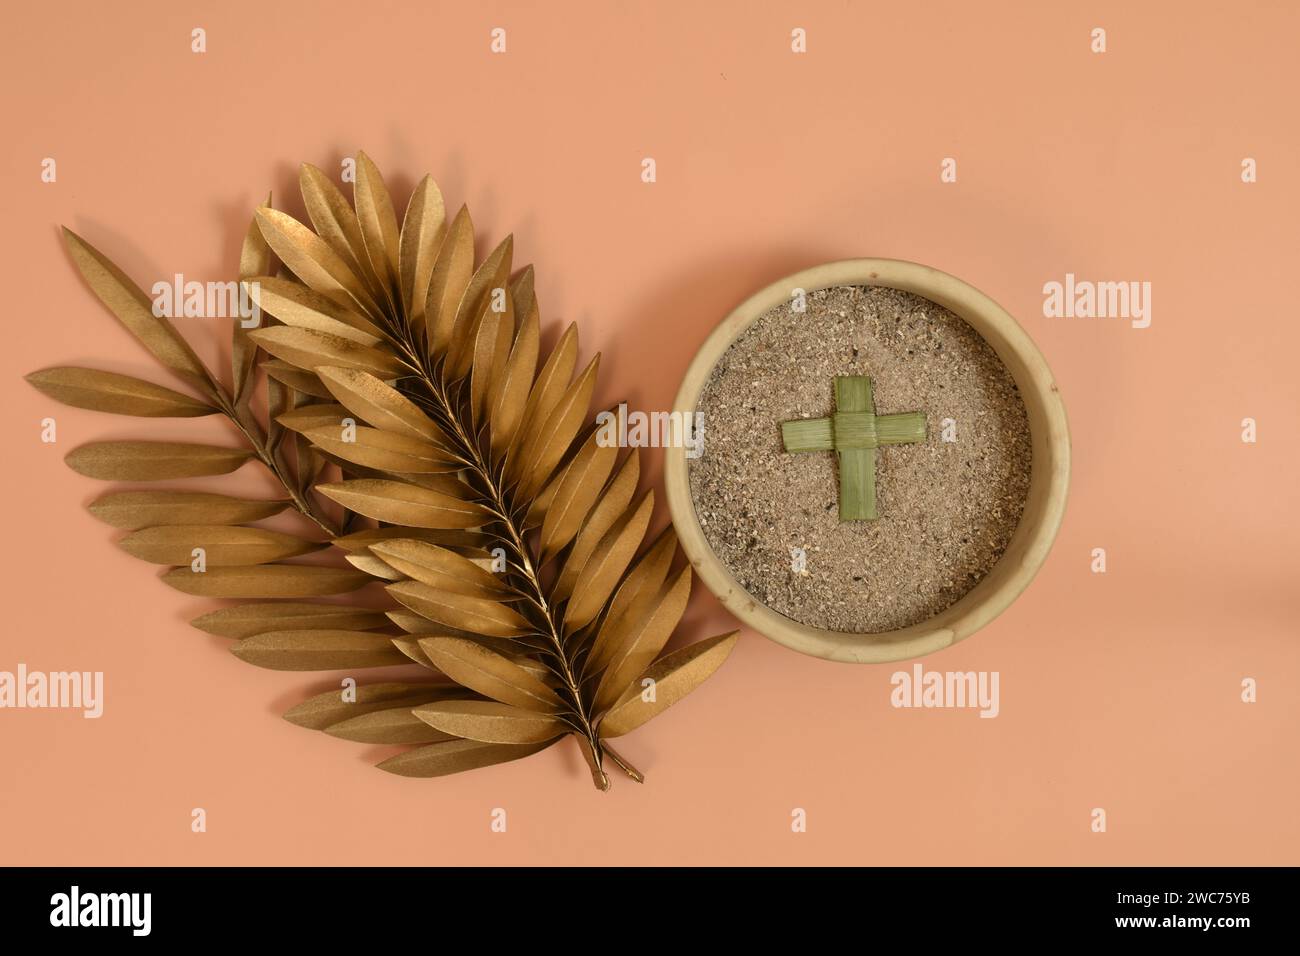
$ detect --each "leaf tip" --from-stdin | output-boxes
[710,630,743,661]
[281,702,315,729]
[62,444,89,474]
[228,640,250,662]
[188,609,221,635]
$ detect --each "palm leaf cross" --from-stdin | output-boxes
[781,375,927,520]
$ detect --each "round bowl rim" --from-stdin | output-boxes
[663,257,1071,664]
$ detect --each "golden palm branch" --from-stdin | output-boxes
[28,152,738,790]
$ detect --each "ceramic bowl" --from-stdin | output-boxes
[663,258,1070,663]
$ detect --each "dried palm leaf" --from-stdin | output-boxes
[32,153,739,791]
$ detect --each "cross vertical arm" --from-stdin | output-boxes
[834,376,876,520]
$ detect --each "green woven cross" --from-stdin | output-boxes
[781,376,927,521]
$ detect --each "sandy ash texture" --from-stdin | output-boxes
[688,286,1032,633]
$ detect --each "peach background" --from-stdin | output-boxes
[2,0,1297,865]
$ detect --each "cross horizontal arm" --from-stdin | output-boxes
[833,411,927,449]
[875,411,927,446]
[781,416,834,452]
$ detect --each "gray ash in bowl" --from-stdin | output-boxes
[687,285,1032,633]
